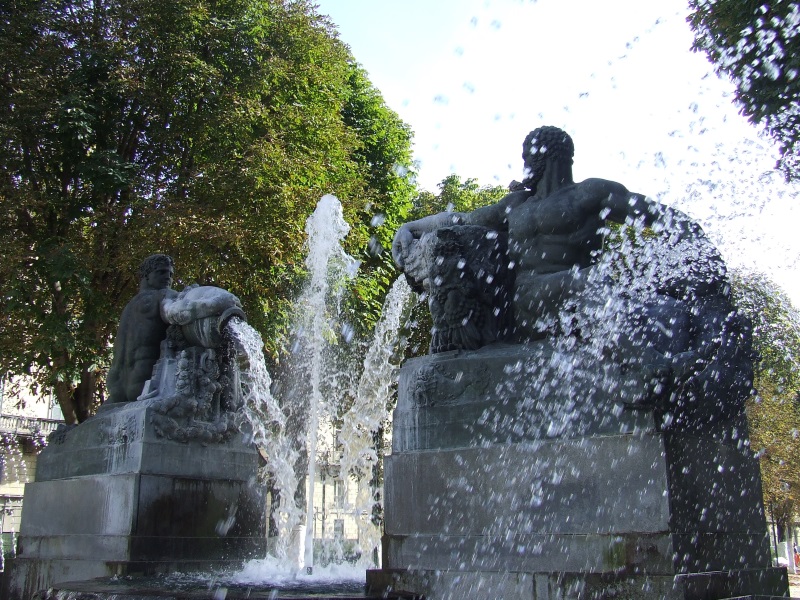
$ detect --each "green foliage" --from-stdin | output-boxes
[732,272,800,387]
[688,0,800,180]
[731,271,800,532]
[0,0,414,422]
[339,63,416,336]
[410,174,506,220]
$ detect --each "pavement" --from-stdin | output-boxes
[790,573,800,596]
[31,573,800,599]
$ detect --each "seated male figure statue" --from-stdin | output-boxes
[392,126,700,345]
[105,254,178,403]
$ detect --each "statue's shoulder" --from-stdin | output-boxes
[162,288,179,301]
[497,188,529,208]
[466,189,526,225]
[123,288,171,316]
[578,178,628,195]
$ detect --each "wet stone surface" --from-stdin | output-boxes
[35,576,418,600]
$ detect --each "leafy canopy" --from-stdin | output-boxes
[688,0,800,180]
[731,271,800,534]
[0,0,415,422]
[410,174,507,221]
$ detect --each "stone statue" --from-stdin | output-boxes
[377,129,778,599]
[392,126,702,349]
[391,126,754,420]
[603,233,754,425]
[400,225,511,352]
[106,254,178,403]
[10,256,266,597]
[104,254,247,441]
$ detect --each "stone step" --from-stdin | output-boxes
[31,578,422,600]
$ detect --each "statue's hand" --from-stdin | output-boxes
[392,225,415,269]
[670,350,705,382]
[402,238,430,287]
[671,334,720,382]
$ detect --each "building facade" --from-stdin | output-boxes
[0,379,63,569]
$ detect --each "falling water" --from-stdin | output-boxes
[215,193,411,579]
[226,318,301,560]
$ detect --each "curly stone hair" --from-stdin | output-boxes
[137,254,174,280]
[517,126,575,190]
[523,126,574,163]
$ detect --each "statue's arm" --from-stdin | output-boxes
[392,191,524,268]
[105,302,135,402]
[106,344,124,401]
[598,180,703,240]
[159,288,180,324]
[391,212,462,267]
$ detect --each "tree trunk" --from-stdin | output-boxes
[53,368,98,425]
[73,368,97,423]
[770,504,779,559]
[53,381,78,425]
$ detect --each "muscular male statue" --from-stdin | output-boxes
[106,254,178,403]
[392,126,699,343]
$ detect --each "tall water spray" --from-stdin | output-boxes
[338,276,412,564]
[225,195,412,577]
[290,195,358,573]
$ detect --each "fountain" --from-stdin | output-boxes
[366,127,790,599]
[4,127,791,599]
[5,255,273,600]
[271,196,412,575]
[4,198,414,599]
[337,275,413,569]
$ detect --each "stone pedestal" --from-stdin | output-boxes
[7,401,266,600]
[367,344,788,599]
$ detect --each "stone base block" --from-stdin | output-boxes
[7,402,266,600]
[366,567,789,600]
[378,428,782,599]
[35,400,257,482]
[384,433,770,575]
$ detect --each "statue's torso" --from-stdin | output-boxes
[506,183,605,275]
[119,289,171,364]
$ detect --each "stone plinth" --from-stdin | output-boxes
[7,401,265,600]
[368,344,788,599]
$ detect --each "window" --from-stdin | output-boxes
[332,479,346,508]
[333,519,344,539]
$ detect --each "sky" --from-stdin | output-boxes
[314,0,800,305]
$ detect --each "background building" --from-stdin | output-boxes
[0,379,63,569]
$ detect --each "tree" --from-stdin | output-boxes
[731,271,800,543]
[688,0,800,180]
[340,63,416,336]
[410,174,506,221]
[0,0,414,423]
